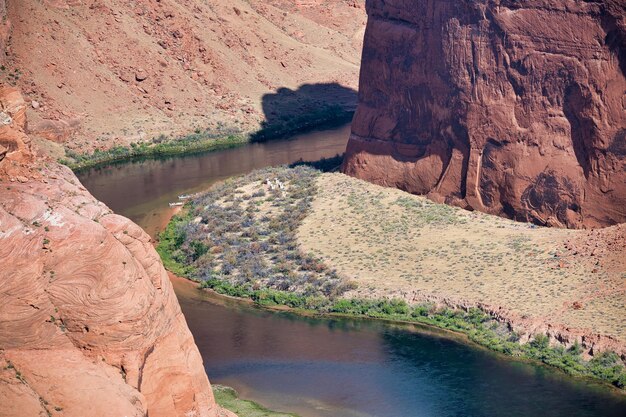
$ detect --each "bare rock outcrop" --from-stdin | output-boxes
[343,0,626,228]
[0,86,235,416]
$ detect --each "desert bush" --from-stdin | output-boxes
[530,334,550,350]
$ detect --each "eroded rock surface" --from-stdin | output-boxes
[6,0,365,152]
[343,0,626,228]
[0,86,234,417]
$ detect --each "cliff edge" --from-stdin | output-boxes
[0,85,234,416]
[343,0,626,228]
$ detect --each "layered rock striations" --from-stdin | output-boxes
[0,86,234,416]
[343,0,626,228]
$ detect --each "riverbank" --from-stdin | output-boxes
[156,165,626,391]
[213,385,299,417]
[182,274,626,392]
[181,274,626,396]
[170,269,626,417]
[61,107,354,171]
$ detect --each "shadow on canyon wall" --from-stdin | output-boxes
[251,82,357,142]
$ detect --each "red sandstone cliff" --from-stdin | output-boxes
[0,86,235,416]
[0,3,236,415]
[343,0,626,228]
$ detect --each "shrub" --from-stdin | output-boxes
[530,334,550,350]
[411,305,429,318]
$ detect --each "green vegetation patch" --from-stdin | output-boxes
[60,106,353,171]
[156,213,197,277]
[61,131,247,171]
[213,385,299,417]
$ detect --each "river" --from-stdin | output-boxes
[77,124,626,417]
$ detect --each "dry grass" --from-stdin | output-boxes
[297,173,626,341]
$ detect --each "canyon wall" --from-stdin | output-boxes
[0,86,234,416]
[0,4,235,416]
[343,0,626,228]
[7,0,365,152]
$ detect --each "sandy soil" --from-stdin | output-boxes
[298,174,626,341]
[4,0,365,152]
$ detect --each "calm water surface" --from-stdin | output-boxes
[173,276,626,417]
[78,125,350,237]
[77,125,626,417]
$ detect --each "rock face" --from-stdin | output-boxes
[343,0,626,228]
[0,86,234,417]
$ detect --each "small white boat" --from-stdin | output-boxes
[178,194,192,200]
[169,202,184,207]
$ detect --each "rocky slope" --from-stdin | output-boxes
[5,0,365,152]
[343,0,626,228]
[0,86,235,416]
